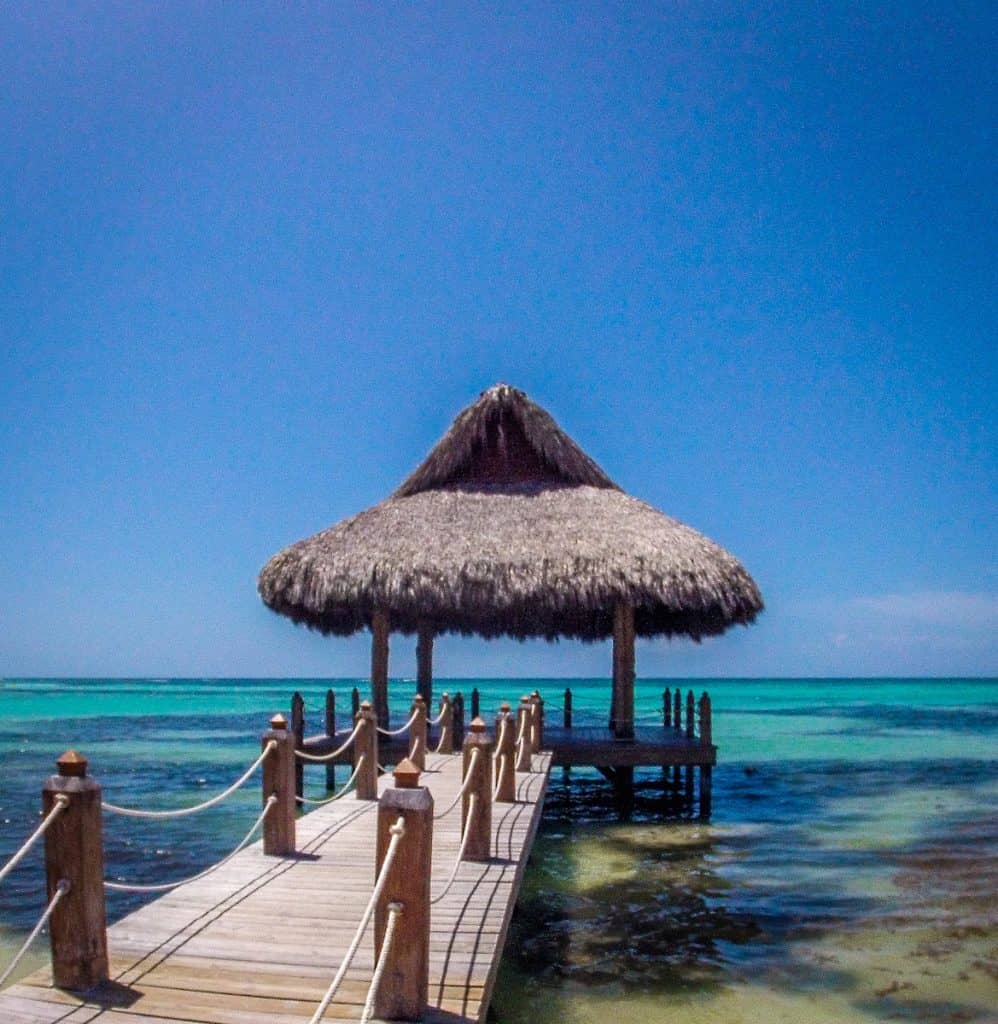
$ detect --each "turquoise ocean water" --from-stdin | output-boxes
[1,677,996,1022]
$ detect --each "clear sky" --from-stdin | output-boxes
[1,3,994,679]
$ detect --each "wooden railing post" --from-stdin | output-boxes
[436,693,454,754]
[290,692,305,803]
[462,718,493,861]
[375,759,432,1020]
[494,703,516,803]
[355,701,379,800]
[261,714,296,855]
[42,750,108,990]
[324,689,337,791]
[530,690,544,751]
[564,687,572,729]
[515,696,532,772]
[686,690,696,740]
[409,694,427,771]
[452,692,466,749]
[663,687,672,728]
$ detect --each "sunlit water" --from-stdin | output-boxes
[1,678,996,1022]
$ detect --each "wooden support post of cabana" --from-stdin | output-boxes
[612,602,635,740]
[371,609,390,731]
[416,621,434,707]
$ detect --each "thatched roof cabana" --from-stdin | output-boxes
[259,383,762,736]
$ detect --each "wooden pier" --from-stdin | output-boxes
[0,706,551,1024]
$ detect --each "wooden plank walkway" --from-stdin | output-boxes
[0,752,551,1024]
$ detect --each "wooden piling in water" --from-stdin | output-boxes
[351,686,360,719]
[262,714,296,855]
[673,689,682,732]
[375,759,432,1021]
[290,692,305,803]
[663,687,671,728]
[452,692,466,749]
[686,690,696,740]
[471,687,480,720]
[462,718,493,861]
[564,687,572,728]
[42,750,109,991]
[324,689,336,790]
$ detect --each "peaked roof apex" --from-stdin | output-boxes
[392,383,619,497]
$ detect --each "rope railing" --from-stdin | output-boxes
[427,707,446,726]
[376,710,420,738]
[409,734,423,762]
[433,748,480,820]
[359,901,402,1024]
[102,742,276,819]
[0,879,70,988]
[105,795,277,894]
[295,720,363,763]
[492,754,508,801]
[433,725,450,754]
[0,795,69,887]
[295,756,366,806]
[308,815,406,1024]
[430,794,477,905]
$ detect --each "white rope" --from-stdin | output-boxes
[308,816,406,1024]
[428,707,446,726]
[408,734,423,762]
[376,710,419,737]
[495,716,509,752]
[102,742,275,819]
[492,754,507,801]
[433,748,480,820]
[515,716,527,746]
[359,901,402,1024]
[295,756,366,806]
[296,721,363,763]
[0,796,68,887]
[0,879,69,987]
[433,725,449,753]
[431,795,476,905]
[105,796,277,893]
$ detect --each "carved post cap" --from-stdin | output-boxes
[531,690,540,698]
[519,695,530,705]
[393,758,421,789]
[412,694,426,706]
[56,750,87,777]
[500,701,511,713]
[441,691,450,700]
[269,713,288,730]
[360,700,373,711]
[469,716,486,734]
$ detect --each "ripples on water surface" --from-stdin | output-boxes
[1,678,996,1022]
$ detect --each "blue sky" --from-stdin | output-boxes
[1,3,994,678]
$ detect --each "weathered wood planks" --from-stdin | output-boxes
[1,751,551,1024]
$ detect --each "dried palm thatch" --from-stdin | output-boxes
[258,384,762,641]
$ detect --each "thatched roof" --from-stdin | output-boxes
[258,384,763,641]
